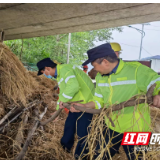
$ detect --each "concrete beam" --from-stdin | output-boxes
[0,3,160,40]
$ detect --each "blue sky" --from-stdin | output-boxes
[87,21,160,71]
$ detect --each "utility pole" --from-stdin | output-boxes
[128,23,150,60]
[67,33,71,64]
[139,24,144,60]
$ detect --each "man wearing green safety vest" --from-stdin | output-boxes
[36,58,94,160]
[73,43,160,160]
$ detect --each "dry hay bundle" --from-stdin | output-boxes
[0,42,35,105]
[0,69,74,160]
[28,72,59,110]
[29,71,57,89]
[0,41,73,159]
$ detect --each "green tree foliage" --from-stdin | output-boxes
[5,27,122,66]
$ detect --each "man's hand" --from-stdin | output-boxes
[69,103,86,113]
[152,95,160,108]
[50,111,59,122]
[70,106,80,113]
[59,101,64,109]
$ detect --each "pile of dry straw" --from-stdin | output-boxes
[0,42,74,160]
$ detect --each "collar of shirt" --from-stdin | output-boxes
[102,60,119,77]
[54,68,58,79]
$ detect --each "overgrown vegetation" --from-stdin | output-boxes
[4,27,122,66]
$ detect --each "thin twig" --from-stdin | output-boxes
[15,106,48,160]
[42,84,156,128]
[0,100,42,132]
[63,84,156,127]
[0,106,17,125]
[40,108,62,126]
[40,100,83,126]
[14,112,29,150]
[64,84,156,114]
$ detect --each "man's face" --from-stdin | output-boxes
[91,59,111,75]
[41,67,53,76]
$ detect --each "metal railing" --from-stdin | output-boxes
[22,62,38,71]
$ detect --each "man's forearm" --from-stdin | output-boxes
[84,101,96,109]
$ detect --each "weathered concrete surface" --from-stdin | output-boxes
[0,3,160,40]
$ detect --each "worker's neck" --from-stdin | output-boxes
[108,60,119,73]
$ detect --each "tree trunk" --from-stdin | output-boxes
[19,39,23,61]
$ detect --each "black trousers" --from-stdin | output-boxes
[61,112,93,159]
[94,128,143,160]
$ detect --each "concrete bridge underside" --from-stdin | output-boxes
[0,3,160,40]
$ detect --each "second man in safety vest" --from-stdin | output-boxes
[36,58,95,159]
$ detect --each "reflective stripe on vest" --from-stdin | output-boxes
[147,77,160,91]
[62,93,72,99]
[65,75,76,83]
[58,78,64,85]
[98,80,136,87]
[95,92,103,98]
[95,101,101,109]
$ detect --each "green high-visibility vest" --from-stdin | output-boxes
[92,59,160,133]
[56,64,95,110]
